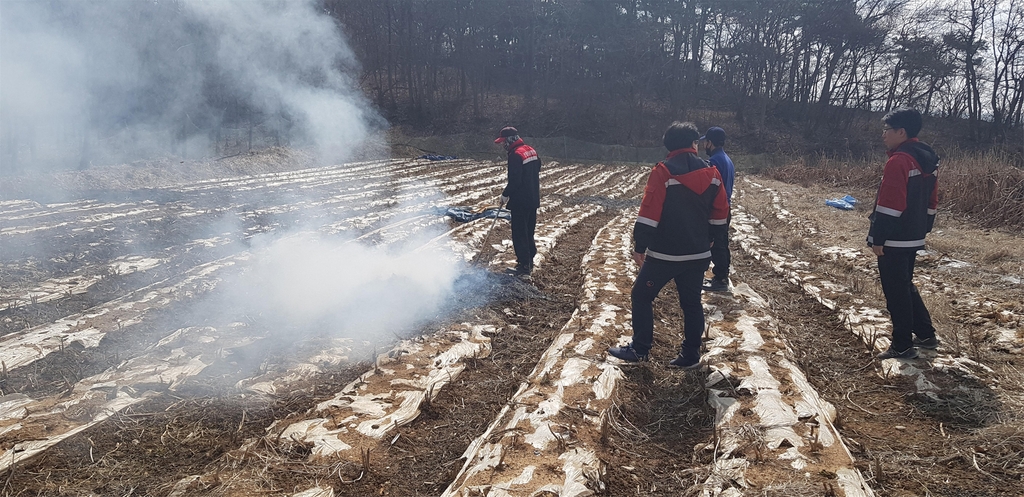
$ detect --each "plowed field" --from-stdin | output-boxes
[1,150,1021,496]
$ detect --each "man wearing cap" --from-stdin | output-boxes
[607,122,730,370]
[494,126,542,276]
[701,126,734,292]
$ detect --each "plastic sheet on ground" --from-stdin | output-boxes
[418,154,458,161]
[825,194,858,210]
[437,206,511,223]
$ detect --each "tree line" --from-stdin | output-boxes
[325,0,1024,147]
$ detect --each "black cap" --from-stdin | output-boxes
[700,126,726,147]
[494,126,518,143]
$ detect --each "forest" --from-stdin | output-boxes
[327,0,1023,149]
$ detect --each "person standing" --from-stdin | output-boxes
[868,108,940,360]
[701,126,735,292]
[495,126,541,276]
[607,122,730,369]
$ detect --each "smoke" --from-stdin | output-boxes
[0,0,383,173]
[233,230,468,341]
[1,1,486,370]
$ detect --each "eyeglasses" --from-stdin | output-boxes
[882,126,898,132]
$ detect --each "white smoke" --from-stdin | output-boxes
[237,229,466,338]
[0,0,382,172]
[0,0,479,361]
[185,0,379,161]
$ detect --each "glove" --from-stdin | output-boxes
[500,195,509,206]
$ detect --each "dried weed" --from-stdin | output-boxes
[762,150,1024,229]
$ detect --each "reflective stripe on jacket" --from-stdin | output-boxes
[867,138,939,249]
[634,148,730,262]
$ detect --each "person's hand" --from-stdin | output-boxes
[871,244,885,256]
[632,251,645,266]
[500,195,509,206]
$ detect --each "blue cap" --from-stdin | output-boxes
[700,127,726,146]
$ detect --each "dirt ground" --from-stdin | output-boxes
[1,149,1021,496]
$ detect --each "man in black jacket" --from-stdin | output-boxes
[495,127,541,276]
[607,122,730,369]
[868,108,940,360]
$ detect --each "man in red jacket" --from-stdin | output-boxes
[608,122,730,369]
[869,108,940,360]
[494,127,542,276]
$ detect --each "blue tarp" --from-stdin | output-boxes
[436,206,511,223]
[418,154,458,161]
[825,195,858,210]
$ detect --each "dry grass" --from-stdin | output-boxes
[605,364,716,496]
[765,155,883,188]
[763,150,1024,229]
[737,168,1024,495]
[981,246,1014,264]
[742,176,1022,365]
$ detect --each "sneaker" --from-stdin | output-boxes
[607,345,649,363]
[703,278,730,292]
[913,336,939,349]
[668,354,702,370]
[876,347,919,360]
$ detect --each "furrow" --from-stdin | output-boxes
[443,209,635,497]
[694,285,875,497]
[732,182,992,398]
[0,324,268,472]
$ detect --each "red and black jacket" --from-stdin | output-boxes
[502,139,541,211]
[867,139,939,250]
[634,148,730,262]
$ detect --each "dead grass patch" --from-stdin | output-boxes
[734,247,1018,497]
[762,150,1024,230]
[981,246,1014,264]
[604,364,716,496]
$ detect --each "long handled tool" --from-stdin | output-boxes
[473,199,505,266]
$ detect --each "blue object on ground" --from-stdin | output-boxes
[418,154,458,161]
[436,206,511,222]
[842,194,858,205]
[825,198,854,210]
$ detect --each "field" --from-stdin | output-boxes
[1,149,1022,496]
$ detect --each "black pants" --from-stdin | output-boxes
[710,214,731,280]
[510,208,537,270]
[877,248,936,351]
[630,257,709,361]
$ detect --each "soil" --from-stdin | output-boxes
[1,149,1021,496]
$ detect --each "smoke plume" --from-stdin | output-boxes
[0,0,383,173]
